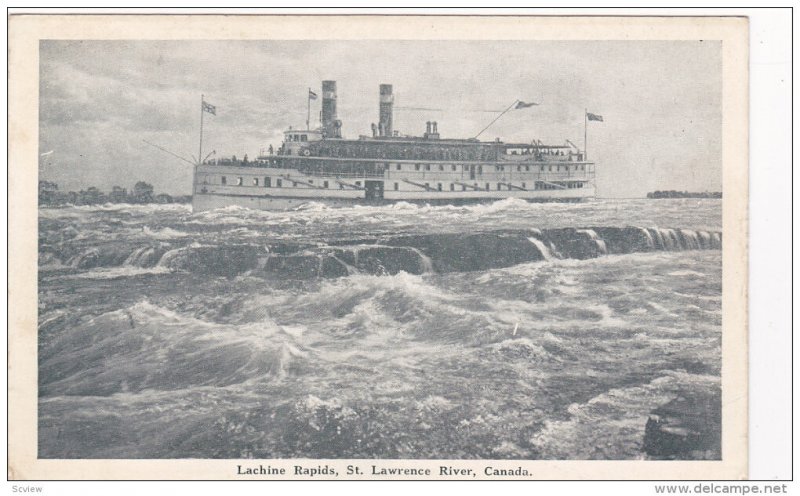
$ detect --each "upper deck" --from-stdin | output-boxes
[276,131,584,164]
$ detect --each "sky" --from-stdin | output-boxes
[39,40,721,197]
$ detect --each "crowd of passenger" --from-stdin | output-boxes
[205,143,581,168]
[283,142,500,161]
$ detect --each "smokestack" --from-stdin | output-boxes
[379,84,393,137]
[321,80,338,138]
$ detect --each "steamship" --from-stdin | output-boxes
[192,81,596,212]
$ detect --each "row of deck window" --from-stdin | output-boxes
[390,182,585,191]
[217,176,584,191]
[221,176,343,188]
[397,163,586,173]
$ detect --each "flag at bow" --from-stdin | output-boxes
[308,89,318,100]
[515,101,539,109]
[202,100,216,116]
[586,112,603,122]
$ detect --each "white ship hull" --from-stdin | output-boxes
[192,162,596,212]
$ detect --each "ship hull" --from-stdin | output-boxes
[192,162,596,212]
[191,191,590,212]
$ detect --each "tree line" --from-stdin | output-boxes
[39,180,191,206]
[646,190,722,199]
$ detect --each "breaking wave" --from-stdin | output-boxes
[42,225,721,279]
[39,300,312,397]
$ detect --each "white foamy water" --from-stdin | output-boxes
[527,237,555,261]
[37,198,722,459]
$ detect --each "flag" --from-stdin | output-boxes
[202,101,216,115]
[587,112,603,122]
[308,89,318,100]
[515,101,539,109]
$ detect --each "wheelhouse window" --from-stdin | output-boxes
[485,183,490,191]
[396,163,402,171]
[425,164,431,171]
[221,176,227,185]
[264,177,271,187]
[394,182,399,191]
[323,181,329,188]
[449,183,455,191]
[438,164,444,171]
[276,178,282,187]
[451,164,457,171]
[497,183,502,190]
[300,134,308,142]
[415,164,421,171]
[237,177,243,186]
[437,183,442,191]
[253,178,259,186]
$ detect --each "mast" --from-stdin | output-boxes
[307,87,311,130]
[199,94,205,166]
[584,107,587,161]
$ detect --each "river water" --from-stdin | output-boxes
[38,198,722,459]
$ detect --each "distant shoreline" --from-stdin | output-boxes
[38,179,191,207]
[647,191,722,199]
[38,198,192,208]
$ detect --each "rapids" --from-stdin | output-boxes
[38,198,721,459]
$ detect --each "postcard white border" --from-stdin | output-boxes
[8,13,749,480]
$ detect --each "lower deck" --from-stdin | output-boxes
[193,163,596,211]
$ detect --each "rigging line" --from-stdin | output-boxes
[395,106,513,113]
[394,106,444,111]
[202,150,216,163]
[142,139,195,166]
[473,100,519,139]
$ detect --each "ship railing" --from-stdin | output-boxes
[402,179,437,192]
[205,159,276,168]
[537,180,569,190]
[281,174,326,189]
[501,154,576,162]
[452,181,483,191]
[498,182,527,191]
[301,170,384,179]
[336,180,366,190]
